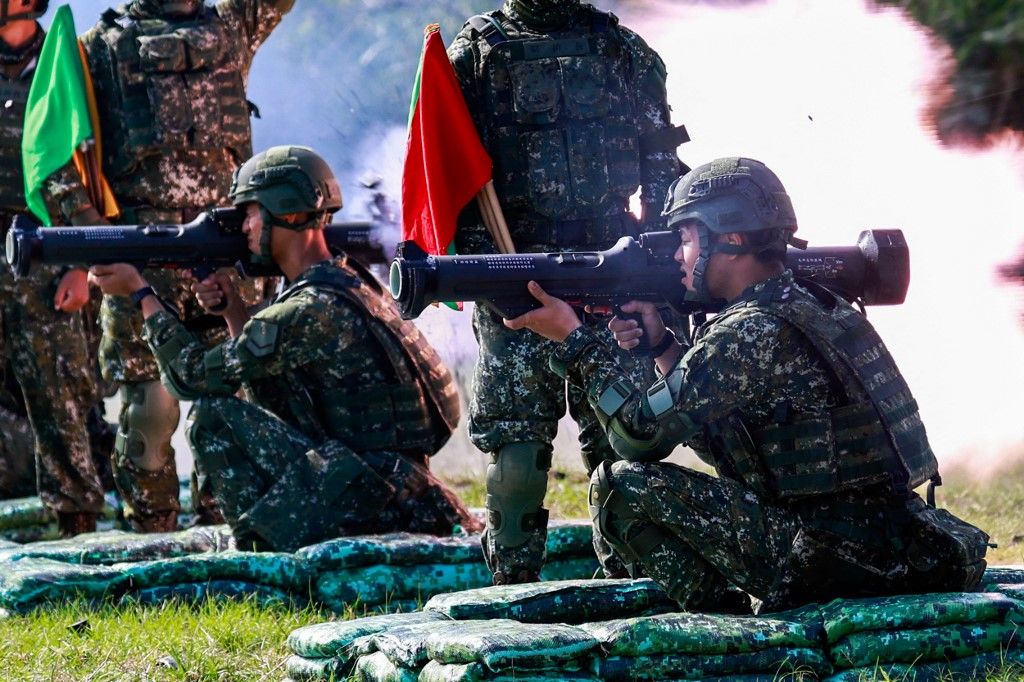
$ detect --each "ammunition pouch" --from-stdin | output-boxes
[903,498,989,592]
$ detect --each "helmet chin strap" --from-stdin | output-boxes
[254,207,325,265]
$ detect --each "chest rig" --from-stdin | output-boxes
[0,71,31,214]
[705,281,938,502]
[87,5,252,177]
[272,259,460,456]
[468,10,642,232]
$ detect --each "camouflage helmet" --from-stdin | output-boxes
[230,145,343,223]
[663,158,802,306]
[0,0,48,25]
[663,157,797,236]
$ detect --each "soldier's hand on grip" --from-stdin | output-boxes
[609,301,667,351]
[191,272,242,317]
[191,270,240,315]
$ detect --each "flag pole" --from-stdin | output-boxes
[476,180,516,254]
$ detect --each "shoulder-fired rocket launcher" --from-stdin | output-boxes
[389,229,911,320]
[5,207,387,279]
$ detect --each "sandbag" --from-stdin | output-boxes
[829,621,1023,668]
[537,557,600,582]
[361,621,450,668]
[419,659,599,682]
[424,619,599,670]
[284,654,348,682]
[424,578,673,624]
[288,611,450,660]
[352,651,420,682]
[119,551,312,592]
[581,611,821,657]
[298,533,481,571]
[819,591,1016,643]
[0,525,234,565]
[980,565,1024,587]
[825,650,1024,682]
[595,647,833,680]
[316,562,493,609]
[0,497,52,531]
[0,557,129,611]
[123,580,298,608]
[298,521,595,573]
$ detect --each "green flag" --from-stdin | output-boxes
[22,5,92,225]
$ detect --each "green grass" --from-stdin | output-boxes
[1,461,1022,680]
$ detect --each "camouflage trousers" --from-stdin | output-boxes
[102,267,271,528]
[185,395,479,553]
[0,263,105,513]
[591,459,981,612]
[470,305,654,579]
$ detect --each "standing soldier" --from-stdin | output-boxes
[447,0,689,583]
[0,0,106,535]
[44,0,295,532]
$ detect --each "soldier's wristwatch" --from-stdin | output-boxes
[131,285,158,309]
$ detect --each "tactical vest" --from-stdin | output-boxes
[278,259,460,456]
[705,281,938,501]
[468,10,642,236]
[87,6,252,177]
[0,71,31,214]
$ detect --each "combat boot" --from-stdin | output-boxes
[57,512,98,537]
[130,510,178,533]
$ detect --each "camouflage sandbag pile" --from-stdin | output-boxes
[820,580,1024,681]
[305,521,600,612]
[581,610,831,680]
[0,535,312,613]
[285,569,1024,681]
[0,514,601,614]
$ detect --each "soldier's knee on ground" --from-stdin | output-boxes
[116,381,179,473]
[589,460,659,574]
[485,441,552,550]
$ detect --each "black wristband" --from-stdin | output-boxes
[131,285,157,309]
[647,330,677,358]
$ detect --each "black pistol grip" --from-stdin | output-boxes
[614,306,651,354]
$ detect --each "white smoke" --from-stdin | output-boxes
[619,0,1024,469]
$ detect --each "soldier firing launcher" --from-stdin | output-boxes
[5,207,387,279]
[389,229,911,320]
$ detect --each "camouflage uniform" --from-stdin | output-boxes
[448,0,687,582]
[139,257,478,552]
[44,0,293,531]
[554,271,990,611]
[0,34,106,519]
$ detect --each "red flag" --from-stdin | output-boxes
[401,25,492,256]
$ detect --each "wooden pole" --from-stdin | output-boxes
[475,179,516,254]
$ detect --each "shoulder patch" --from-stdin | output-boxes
[243,318,279,358]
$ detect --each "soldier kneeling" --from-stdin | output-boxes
[89,146,481,551]
[505,157,990,612]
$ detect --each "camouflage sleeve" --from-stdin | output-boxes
[217,0,294,56]
[619,26,683,230]
[141,293,362,401]
[555,315,783,461]
[43,161,97,226]
[447,27,482,125]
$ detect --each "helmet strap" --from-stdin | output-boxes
[253,206,275,265]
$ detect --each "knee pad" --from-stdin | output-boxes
[116,381,180,472]
[485,441,551,548]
